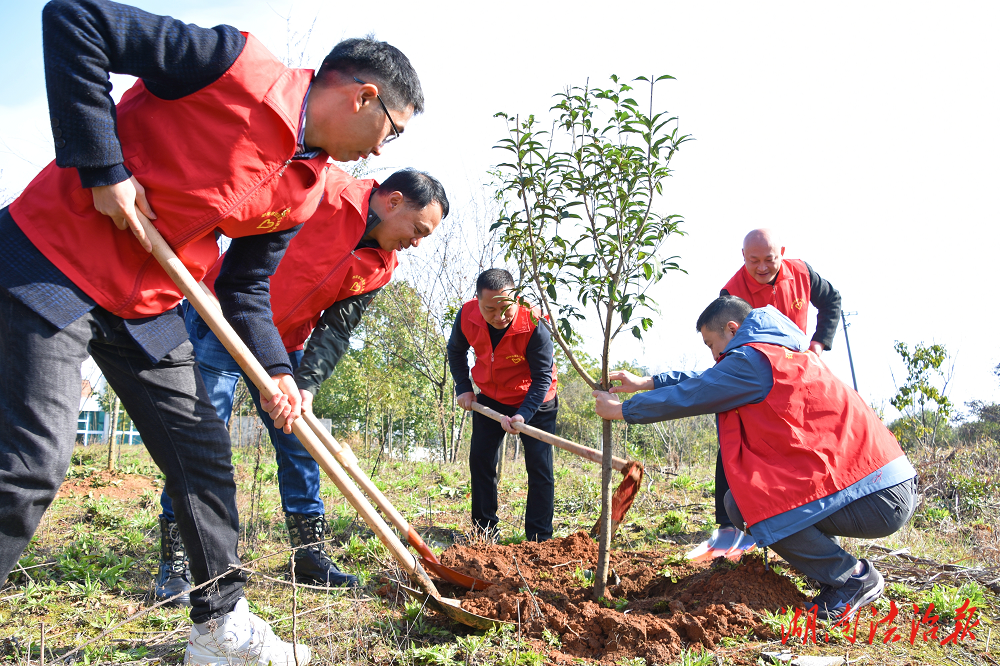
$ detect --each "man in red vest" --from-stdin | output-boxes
[701,228,843,560]
[0,1,422,664]
[594,297,917,621]
[448,269,559,542]
[156,169,446,601]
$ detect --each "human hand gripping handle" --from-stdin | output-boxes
[260,374,302,434]
[300,388,314,414]
[456,391,476,411]
[91,176,157,252]
[501,414,524,434]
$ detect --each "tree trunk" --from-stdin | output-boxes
[497,434,507,481]
[592,418,613,600]
[363,409,370,457]
[106,394,120,471]
[388,413,393,461]
[454,409,468,463]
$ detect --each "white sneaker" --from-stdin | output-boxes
[184,598,311,666]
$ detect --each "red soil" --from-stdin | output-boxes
[438,531,808,664]
[55,470,158,502]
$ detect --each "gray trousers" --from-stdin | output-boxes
[0,289,245,623]
[725,476,918,587]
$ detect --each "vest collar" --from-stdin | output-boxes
[741,260,792,295]
[263,67,318,139]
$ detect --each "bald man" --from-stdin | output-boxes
[721,229,841,354]
[690,229,842,561]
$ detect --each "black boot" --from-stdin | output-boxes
[154,516,191,606]
[285,513,359,588]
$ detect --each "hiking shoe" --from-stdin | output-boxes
[806,559,884,621]
[184,598,311,666]
[285,513,359,588]
[685,526,757,561]
[292,547,360,587]
[154,517,191,606]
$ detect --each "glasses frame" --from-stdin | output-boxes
[353,76,400,146]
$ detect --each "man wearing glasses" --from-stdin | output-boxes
[0,1,422,664]
[157,168,448,600]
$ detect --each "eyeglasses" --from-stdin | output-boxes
[353,76,400,146]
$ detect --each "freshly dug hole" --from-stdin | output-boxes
[438,531,808,664]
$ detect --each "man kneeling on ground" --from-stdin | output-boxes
[592,296,917,620]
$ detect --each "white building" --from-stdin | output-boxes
[78,358,142,445]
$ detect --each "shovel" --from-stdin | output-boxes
[299,411,495,590]
[469,402,644,538]
[136,214,504,630]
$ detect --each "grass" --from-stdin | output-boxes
[0,440,997,665]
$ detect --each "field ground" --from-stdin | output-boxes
[1,438,998,665]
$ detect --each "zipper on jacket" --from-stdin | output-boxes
[278,158,292,177]
[170,158,291,248]
[274,248,359,327]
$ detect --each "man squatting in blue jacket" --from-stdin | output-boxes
[593,297,918,620]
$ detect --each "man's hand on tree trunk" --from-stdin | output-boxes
[593,391,624,420]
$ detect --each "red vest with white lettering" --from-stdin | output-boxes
[722,258,811,333]
[717,342,904,528]
[9,35,328,318]
[204,168,396,351]
[459,299,558,406]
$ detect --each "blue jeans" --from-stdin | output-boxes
[160,307,324,519]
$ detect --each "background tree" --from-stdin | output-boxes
[98,384,125,470]
[890,341,955,454]
[494,75,690,598]
[956,362,1000,443]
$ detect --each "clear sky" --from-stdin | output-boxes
[2,1,998,418]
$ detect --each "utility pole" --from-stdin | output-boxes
[841,311,859,391]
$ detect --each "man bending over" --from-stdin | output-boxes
[593,297,916,620]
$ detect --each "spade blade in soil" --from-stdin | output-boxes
[590,460,644,538]
[421,557,494,590]
[399,583,512,631]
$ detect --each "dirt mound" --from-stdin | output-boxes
[438,531,808,664]
[56,470,159,502]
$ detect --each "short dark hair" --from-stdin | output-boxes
[696,296,752,333]
[476,269,515,295]
[316,37,424,114]
[378,169,449,219]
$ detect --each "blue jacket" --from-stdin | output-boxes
[623,306,915,547]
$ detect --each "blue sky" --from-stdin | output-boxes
[2,1,998,417]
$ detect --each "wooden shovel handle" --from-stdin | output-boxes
[136,214,440,596]
[469,401,629,471]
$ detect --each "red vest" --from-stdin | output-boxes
[722,258,811,333]
[459,300,558,406]
[717,342,904,528]
[205,168,397,351]
[9,35,328,318]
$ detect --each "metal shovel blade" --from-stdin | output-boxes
[399,583,512,631]
[420,557,494,591]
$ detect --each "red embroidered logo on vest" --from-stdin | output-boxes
[506,354,526,364]
[792,298,805,310]
[258,207,291,232]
